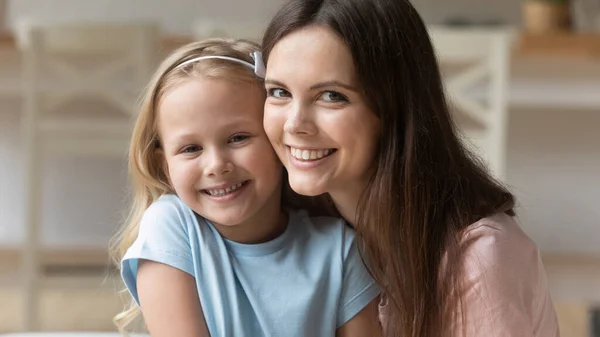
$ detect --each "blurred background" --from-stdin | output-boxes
[0,0,598,336]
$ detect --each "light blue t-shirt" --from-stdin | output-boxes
[121,194,380,337]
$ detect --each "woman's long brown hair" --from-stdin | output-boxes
[262,0,515,336]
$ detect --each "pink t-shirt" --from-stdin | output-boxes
[380,213,560,336]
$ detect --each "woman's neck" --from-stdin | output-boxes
[329,181,367,228]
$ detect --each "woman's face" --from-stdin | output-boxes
[263,24,380,197]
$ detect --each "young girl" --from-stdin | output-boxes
[111,39,381,337]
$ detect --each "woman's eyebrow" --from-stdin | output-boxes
[309,81,359,92]
[264,79,287,87]
[265,78,359,93]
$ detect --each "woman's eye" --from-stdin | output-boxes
[181,145,201,154]
[229,134,250,143]
[267,88,291,99]
[321,91,348,103]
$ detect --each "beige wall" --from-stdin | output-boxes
[507,108,600,255]
[413,0,523,25]
[5,0,524,36]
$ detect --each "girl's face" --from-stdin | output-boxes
[263,25,380,198]
[157,78,283,241]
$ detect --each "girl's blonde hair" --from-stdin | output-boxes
[109,38,263,333]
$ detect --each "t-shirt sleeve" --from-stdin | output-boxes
[120,196,195,306]
[337,225,382,328]
[453,217,560,337]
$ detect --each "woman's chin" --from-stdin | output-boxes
[288,180,327,197]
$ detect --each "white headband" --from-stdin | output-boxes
[175,51,266,78]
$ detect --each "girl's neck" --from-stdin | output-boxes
[212,194,287,244]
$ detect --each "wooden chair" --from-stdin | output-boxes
[14,20,160,331]
[429,26,515,180]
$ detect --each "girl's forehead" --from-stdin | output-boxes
[157,78,264,140]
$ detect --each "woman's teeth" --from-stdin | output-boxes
[205,182,244,196]
[290,147,334,161]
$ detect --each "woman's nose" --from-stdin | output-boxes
[283,103,318,136]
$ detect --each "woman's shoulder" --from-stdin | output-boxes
[461,212,538,259]
[457,212,549,303]
[455,216,560,336]
[457,212,547,289]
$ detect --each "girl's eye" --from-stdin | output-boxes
[321,91,348,103]
[267,88,291,99]
[181,145,201,154]
[229,134,250,143]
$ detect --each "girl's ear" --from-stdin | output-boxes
[155,147,174,189]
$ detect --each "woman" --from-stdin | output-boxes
[260,0,560,336]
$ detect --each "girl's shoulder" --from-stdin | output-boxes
[287,209,358,254]
[291,208,354,236]
[139,193,200,237]
[147,193,189,214]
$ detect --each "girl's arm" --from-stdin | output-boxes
[336,298,381,337]
[137,259,210,337]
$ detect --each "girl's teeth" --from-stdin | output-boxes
[207,182,243,196]
[290,147,333,161]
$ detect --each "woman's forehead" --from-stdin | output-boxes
[266,25,357,87]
